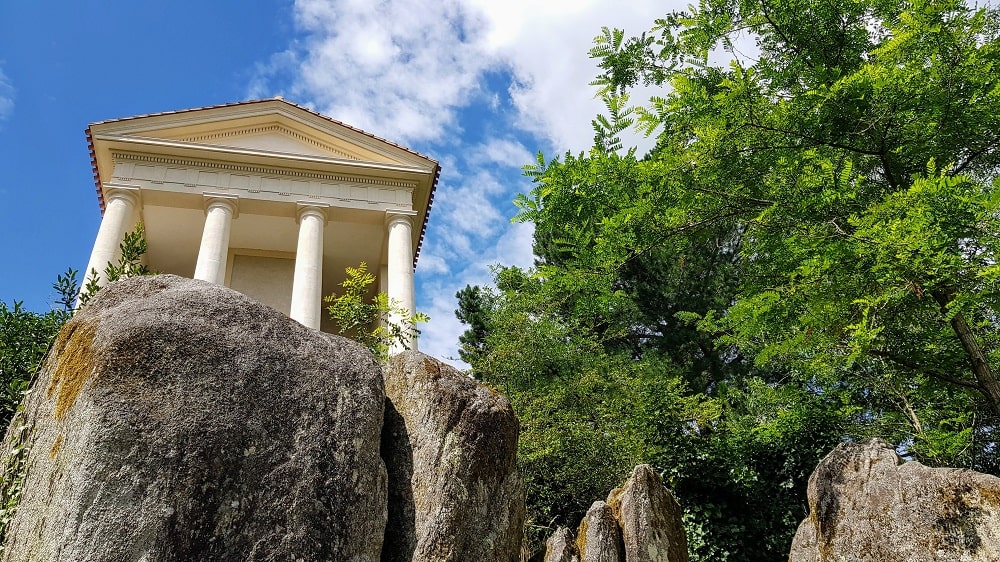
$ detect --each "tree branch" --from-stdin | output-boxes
[952,136,1000,176]
[870,349,983,391]
[742,122,884,156]
[759,0,814,69]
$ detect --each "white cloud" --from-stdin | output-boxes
[0,67,14,122]
[415,252,449,276]
[435,153,464,183]
[482,0,666,151]
[247,50,300,100]
[468,137,534,168]
[255,0,680,148]
[416,285,471,365]
[495,221,535,269]
[437,186,502,237]
[423,170,512,266]
[283,0,497,142]
[459,169,507,196]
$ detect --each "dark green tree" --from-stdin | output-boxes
[0,270,77,427]
[460,0,1000,559]
[454,285,492,366]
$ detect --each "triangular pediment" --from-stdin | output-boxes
[141,122,403,164]
[88,99,438,172]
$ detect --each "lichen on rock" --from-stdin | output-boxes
[543,464,687,562]
[45,318,97,420]
[0,274,389,561]
[788,438,1000,562]
[380,350,525,562]
[608,465,688,562]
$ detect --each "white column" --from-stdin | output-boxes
[193,196,238,284]
[386,211,418,353]
[290,205,327,330]
[83,187,139,288]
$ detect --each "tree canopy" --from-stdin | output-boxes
[458,0,1000,559]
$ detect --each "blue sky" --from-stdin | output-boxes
[0,0,668,362]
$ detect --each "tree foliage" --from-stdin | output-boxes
[574,0,1000,415]
[325,262,428,362]
[456,270,697,550]
[0,303,64,425]
[459,0,1000,559]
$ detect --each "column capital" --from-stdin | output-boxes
[103,184,140,207]
[385,209,417,228]
[296,202,329,224]
[203,193,239,219]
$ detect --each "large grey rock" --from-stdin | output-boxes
[0,274,388,561]
[545,527,580,562]
[576,501,624,562]
[608,465,688,562]
[788,438,1000,562]
[380,351,524,562]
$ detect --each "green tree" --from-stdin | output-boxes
[456,267,697,552]
[0,269,78,427]
[462,1,1000,559]
[516,0,1000,462]
[575,0,1000,416]
[0,303,63,425]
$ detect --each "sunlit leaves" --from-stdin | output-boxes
[324,262,428,362]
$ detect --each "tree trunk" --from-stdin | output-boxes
[933,289,1000,413]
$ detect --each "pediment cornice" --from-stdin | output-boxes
[88,98,438,172]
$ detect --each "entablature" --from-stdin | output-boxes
[110,152,416,216]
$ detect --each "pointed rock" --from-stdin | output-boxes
[608,465,688,562]
[788,438,1000,561]
[577,501,624,562]
[381,351,525,562]
[545,527,579,562]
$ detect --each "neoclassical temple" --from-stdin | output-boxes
[83,98,439,350]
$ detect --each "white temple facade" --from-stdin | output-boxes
[83,98,439,351]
